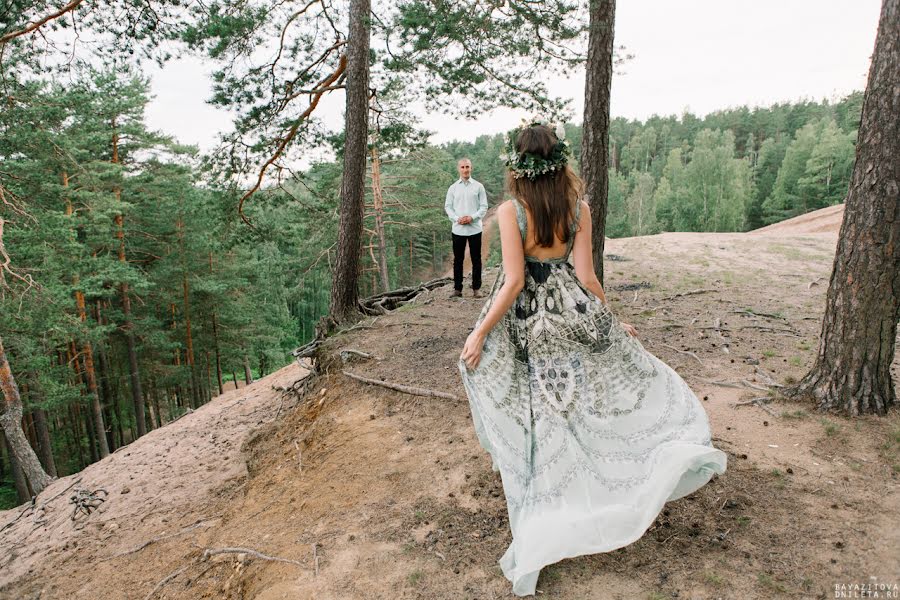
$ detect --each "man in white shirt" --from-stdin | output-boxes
[445,158,488,298]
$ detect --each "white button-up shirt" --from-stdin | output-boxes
[445,177,488,236]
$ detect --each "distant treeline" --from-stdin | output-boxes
[445,92,862,237]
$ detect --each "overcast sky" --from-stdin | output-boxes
[144,0,882,152]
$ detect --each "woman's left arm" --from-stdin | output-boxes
[460,201,525,370]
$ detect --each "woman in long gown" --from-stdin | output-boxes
[458,122,727,597]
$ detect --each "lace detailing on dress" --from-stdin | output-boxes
[458,204,727,596]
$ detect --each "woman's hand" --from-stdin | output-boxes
[620,322,638,338]
[460,329,486,370]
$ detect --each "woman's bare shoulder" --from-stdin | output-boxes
[498,199,517,215]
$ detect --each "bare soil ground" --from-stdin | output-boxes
[2,211,898,600]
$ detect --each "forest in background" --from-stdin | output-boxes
[0,60,862,506]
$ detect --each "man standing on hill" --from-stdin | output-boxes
[445,158,489,298]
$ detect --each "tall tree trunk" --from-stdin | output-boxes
[31,407,57,478]
[74,293,110,458]
[209,253,224,396]
[112,124,146,439]
[788,0,900,415]
[64,345,88,469]
[63,171,109,456]
[581,0,616,285]
[93,301,117,449]
[329,0,371,322]
[243,354,253,385]
[0,335,52,496]
[370,144,391,292]
[182,273,200,408]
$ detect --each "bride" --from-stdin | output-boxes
[458,120,727,596]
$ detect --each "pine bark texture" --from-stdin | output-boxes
[330,0,371,322]
[0,335,52,497]
[791,0,900,415]
[581,0,616,285]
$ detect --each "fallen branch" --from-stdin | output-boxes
[740,379,771,392]
[739,325,800,336]
[143,565,189,600]
[731,309,786,321]
[699,378,744,389]
[340,348,379,362]
[753,366,784,388]
[358,277,451,316]
[731,396,779,416]
[103,517,220,561]
[202,546,310,569]
[661,288,715,301]
[342,370,460,401]
[661,344,704,366]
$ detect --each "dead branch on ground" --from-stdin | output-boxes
[661,343,704,366]
[342,370,460,401]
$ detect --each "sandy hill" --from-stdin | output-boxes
[750,204,845,235]
[2,222,898,600]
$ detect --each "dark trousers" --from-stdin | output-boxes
[452,232,482,291]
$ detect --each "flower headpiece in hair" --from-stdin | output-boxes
[500,117,571,180]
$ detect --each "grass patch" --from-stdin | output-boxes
[767,244,818,261]
[789,356,803,367]
[703,571,725,587]
[820,417,841,437]
[736,515,751,527]
[408,570,424,585]
[757,573,789,593]
[780,409,807,420]
[877,425,900,473]
[762,350,776,358]
[646,593,667,600]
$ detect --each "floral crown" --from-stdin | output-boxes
[501,118,571,180]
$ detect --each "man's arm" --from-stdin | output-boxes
[445,185,459,223]
[473,183,488,221]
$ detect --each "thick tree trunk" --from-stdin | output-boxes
[0,336,52,496]
[788,0,900,415]
[329,0,371,322]
[581,0,616,286]
[2,431,30,503]
[31,407,57,478]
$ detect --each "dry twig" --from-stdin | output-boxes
[661,343,704,366]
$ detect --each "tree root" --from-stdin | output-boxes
[342,370,460,401]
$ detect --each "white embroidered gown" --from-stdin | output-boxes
[458,199,727,596]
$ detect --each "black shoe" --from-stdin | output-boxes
[450,289,462,298]
[472,289,483,298]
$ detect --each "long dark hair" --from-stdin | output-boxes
[505,124,584,247]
